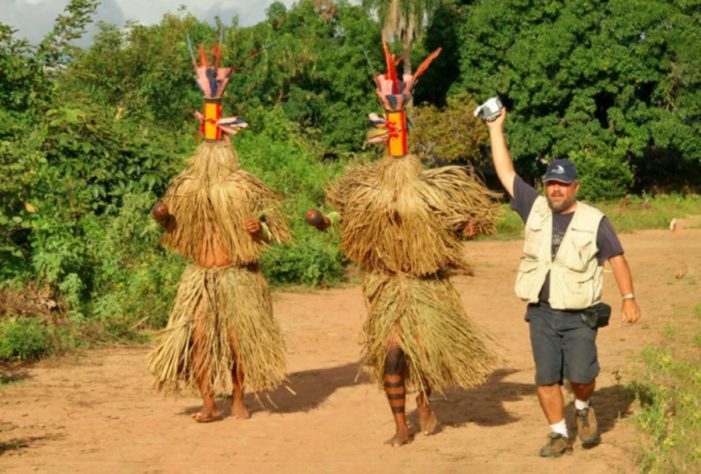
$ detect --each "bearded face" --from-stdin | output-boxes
[545,181,579,214]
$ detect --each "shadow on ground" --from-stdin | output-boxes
[181,366,635,432]
[0,432,64,455]
[182,362,371,417]
[411,371,635,436]
[565,384,636,435]
[407,368,533,432]
[267,362,371,414]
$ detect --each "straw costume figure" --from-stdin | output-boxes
[148,40,290,423]
[307,43,499,445]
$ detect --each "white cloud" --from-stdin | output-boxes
[0,0,294,44]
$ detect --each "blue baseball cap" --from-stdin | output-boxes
[542,159,578,183]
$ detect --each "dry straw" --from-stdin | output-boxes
[327,154,500,394]
[362,271,496,394]
[327,154,500,276]
[161,141,291,264]
[148,264,286,394]
[149,139,290,395]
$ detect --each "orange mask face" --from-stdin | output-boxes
[386,111,408,157]
[203,99,223,141]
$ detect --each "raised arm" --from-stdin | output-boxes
[608,254,641,324]
[486,109,516,197]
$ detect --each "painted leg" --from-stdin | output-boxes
[383,345,410,446]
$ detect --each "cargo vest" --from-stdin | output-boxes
[514,196,604,310]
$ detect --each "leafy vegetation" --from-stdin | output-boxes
[628,303,701,473]
[455,0,701,200]
[0,318,53,361]
[411,92,487,164]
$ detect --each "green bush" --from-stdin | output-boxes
[262,231,345,287]
[0,318,53,361]
[569,148,634,201]
[81,192,185,333]
[456,0,701,195]
[232,107,349,288]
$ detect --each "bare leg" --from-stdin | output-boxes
[570,380,596,403]
[383,345,410,446]
[416,386,437,435]
[231,360,250,419]
[191,321,221,422]
[537,383,565,424]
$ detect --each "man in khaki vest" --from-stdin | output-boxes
[485,108,641,457]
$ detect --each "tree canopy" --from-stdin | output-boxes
[454,0,701,197]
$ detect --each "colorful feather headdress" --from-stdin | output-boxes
[186,36,248,141]
[367,42,441,157]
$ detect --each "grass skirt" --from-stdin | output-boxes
[147,263,286,394]
[362,271,495,394]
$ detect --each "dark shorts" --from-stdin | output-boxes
[525,303,599,386]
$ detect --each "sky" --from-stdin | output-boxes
[0,0,295,44]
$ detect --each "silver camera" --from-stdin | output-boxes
[474,96,503,122]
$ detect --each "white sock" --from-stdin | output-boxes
[550,419,568,438]
[575,399,590,410]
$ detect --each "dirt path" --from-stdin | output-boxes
[1,223,700,473]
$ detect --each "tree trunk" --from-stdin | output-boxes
[402,32,413,107]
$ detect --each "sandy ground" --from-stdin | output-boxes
[1,220,700,473]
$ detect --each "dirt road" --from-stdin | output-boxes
[1,222,700,473]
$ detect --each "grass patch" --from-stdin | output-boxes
[490,204,523,240]
[628,303,701,473]
[487,194,701,240]
[0,438,29,455]
[597,194,701,233]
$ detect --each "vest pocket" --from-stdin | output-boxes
[523,225,543,258]
[558,272,594,308]
[518,258,540,273]
[561,231,595,272]
[515,259,542,300]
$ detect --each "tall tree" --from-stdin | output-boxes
[363,0,440,76]
[455,0,701,198]
[37,0,99,68]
